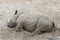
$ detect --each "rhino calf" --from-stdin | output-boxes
[7,10,55,36]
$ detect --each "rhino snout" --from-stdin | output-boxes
[7,21,17,28]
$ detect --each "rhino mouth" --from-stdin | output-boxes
[7,22,17,28]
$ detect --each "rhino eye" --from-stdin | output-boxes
[15,10,17,15]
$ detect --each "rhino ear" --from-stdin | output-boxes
[15,10,17,15]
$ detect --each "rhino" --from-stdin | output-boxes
[7,10,55,36]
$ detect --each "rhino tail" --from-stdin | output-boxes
[52,21,56,32]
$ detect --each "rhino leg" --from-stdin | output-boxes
[31,27,42,36]
[16,23,23,32]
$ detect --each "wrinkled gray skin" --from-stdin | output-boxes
[7,10,55,36]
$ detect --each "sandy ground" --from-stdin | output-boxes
[0,0,60,40]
